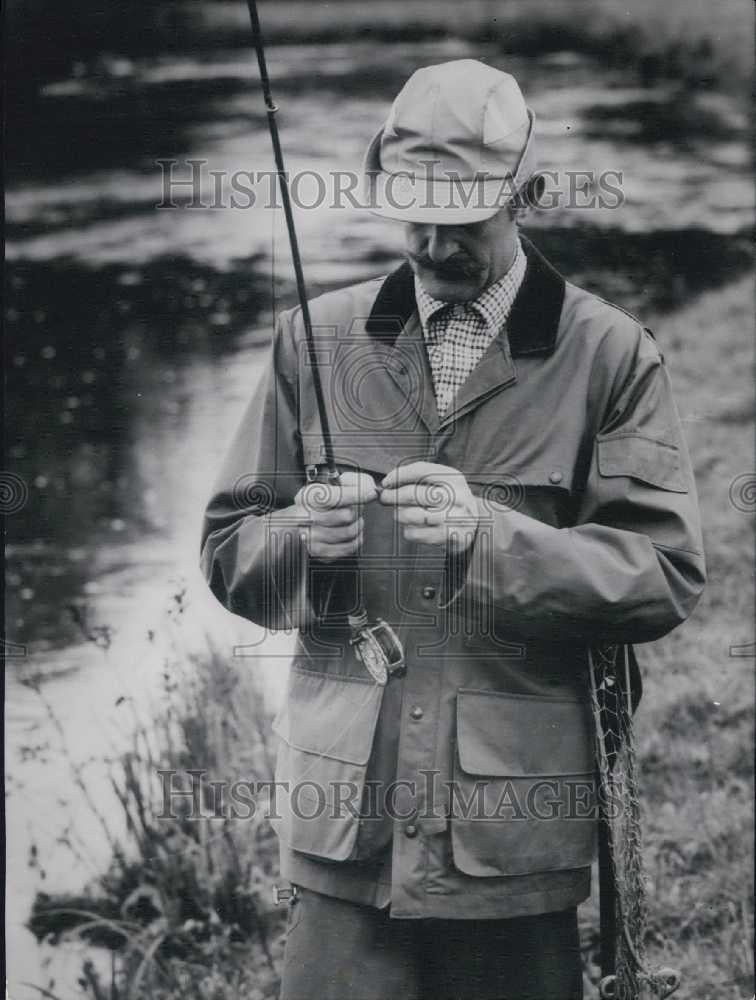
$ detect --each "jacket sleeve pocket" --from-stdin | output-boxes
[450,689,596,877]
[597,432,687,492]
[271,666,384,861]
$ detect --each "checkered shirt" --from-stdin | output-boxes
[415,238,527,418]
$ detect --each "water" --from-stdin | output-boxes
[4,38,751,997]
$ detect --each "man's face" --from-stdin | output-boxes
[404,208,519,302]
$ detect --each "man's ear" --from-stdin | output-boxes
[512,174,545,217]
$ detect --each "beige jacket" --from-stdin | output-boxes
[200,238,705,918]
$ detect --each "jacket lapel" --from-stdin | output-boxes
[507,236,566,357]
[439,333,517,426]
[388,313,441,435]
[365,261,440,436]
[440,238,566,424]
[365,260,416,342]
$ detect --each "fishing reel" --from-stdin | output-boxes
[599,967,681,999]
[348,610,405,686]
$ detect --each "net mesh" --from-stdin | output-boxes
[589,645,680,1000]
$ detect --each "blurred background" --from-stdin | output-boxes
[5,1,754,996]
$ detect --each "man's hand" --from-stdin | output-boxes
[379,462,479,554]
[294,470,378,562]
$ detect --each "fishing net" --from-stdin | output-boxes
[588,644,681,1000]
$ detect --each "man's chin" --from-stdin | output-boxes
[413,266,485,303]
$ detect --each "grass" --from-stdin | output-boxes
[630,275,754,998]
[579,275,755,998]
[26,613,286,999]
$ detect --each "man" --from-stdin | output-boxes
[201,60,705,1000]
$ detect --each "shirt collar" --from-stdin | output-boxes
[414,237,527,337]
[365,236,566,357]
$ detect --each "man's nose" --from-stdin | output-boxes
[425,226,459,262]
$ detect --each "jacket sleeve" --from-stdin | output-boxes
[200,308,327,630]
[444,323,706,643]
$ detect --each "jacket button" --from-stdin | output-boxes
[422,585,436,600]
[410,705,423,720]
[549,471,563,484]
[405,823,418,838]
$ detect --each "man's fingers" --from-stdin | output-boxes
[297,481,376,511]
[380,482,456,509]
[337,471,379,505]
[310,506,357,527]
[397,506,447,527]
[402,525,447,545]
[298,484,361,510]
[401,524,477,551]
[305,528,364,561]
[381,462,450,490]
[293,503,357,526]
[308,517,363,544]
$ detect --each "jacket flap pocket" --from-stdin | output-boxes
[456,689,593,777]
[273,667,384,765]
[597,433,687,492]
[466,466,573,496]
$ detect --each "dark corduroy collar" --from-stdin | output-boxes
[365,235,565,357]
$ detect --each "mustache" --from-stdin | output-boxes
[407,250,484,280]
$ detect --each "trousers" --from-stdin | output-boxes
[279,887,584,1000]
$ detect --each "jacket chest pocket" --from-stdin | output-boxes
[271,666,384,862]
[450,689,596,877]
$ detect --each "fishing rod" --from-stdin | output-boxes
[244,0,404,685]
[245,0,334,475]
